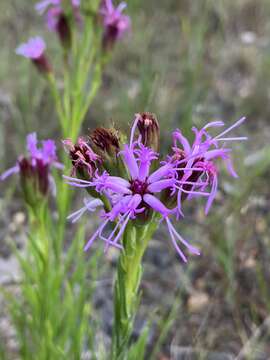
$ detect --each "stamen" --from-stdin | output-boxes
[166,218,187,262]
[84,220,109,251]
[63,175,93,184]
[130,114,140,147]
[175,186,210,197]
[215,137,248,142]
[214,117,246,140]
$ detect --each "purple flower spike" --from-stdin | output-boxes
[1,133,62,206]
[16,37,51,73]
[36,0,81,48]
[100,0,131,50]
[66,115,247,262]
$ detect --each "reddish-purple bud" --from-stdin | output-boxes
[136,112,160,152]
[56,14,72,49]
[63,138,101,180]
[90,127,120,157]
[32,54,52,74]
[89,127,124,175]
[18,157,50,207]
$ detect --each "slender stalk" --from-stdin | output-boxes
[111,221,158,360]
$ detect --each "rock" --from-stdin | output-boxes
[187,292,209,313]
[0,256,20,285]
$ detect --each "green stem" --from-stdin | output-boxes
[111,221,158,360]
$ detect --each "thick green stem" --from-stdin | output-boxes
[111,221,158,360]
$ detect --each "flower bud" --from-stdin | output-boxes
[18,157,50,208]
[100,0,131,51]
[136,112,160,152]
[63,137,101,180]
[55,13,72,50]
[89,127,124,175]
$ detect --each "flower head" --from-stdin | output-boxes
[16,37,51,73]
[35,0,81,48]
[63,137,101,179]
[100,0,131,50]
[16,37,46,59]
[65,115,247,262]
[1,133,62,207]
[35,0,80,15]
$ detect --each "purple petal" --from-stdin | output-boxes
[173,129,191,154]
[203,121,224,130]
[16,37,46,59]
[148,163,174,184]
[84,220,109,251]
[120,145,139,179]
[148,179,175,193]
[0,165,19,181]
[143,194,171,217]
[205,174,218,215]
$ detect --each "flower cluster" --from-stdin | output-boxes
[16,0,130,72]
[64,113,247,262]
[1,133,63,207]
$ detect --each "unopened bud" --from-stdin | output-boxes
[18,157,49,208]
[89,127,124,174]
[100,0,131,51]
[33,54,52,74]
[136,112,160,152]
[90,127,120,156]
[63,137,101,180]
[56,14,71,49]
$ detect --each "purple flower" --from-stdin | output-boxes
[16,37,46,60]
[35,0,81,47]
[1,133,63,205]
[35,0,80,15]
[65,115,247,262]
[35,0,61,14]
[170,117,247,215]
[16,37,51,73]
[100,0,131,49]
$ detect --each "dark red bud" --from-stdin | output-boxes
[32,54,52,74]
[137,112,160,151]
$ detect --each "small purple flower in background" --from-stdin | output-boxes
[16,37,52,73]
[35,0,81,48]
[35,0,61,14]
[1,133,63,207]
[100,0,131,50]
[16,36,45,59]
[35,0,80,16]
[64,114,247,262]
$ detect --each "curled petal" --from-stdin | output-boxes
[0,165,19,181]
